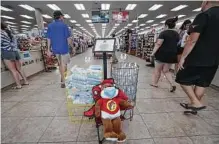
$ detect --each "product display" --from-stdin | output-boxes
[66,65,103,104]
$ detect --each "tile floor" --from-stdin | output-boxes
[1,49,219,144]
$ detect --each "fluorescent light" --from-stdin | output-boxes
[0,6,13,11]
[151,24,158,26]
[19,4,35,11]
[63,14,71,19]
[138,14,148,18]
[146,20,154,23]
[21,25,30,27]
[47,4,61,11]
[127,23,133,26]
[21,21,31,24]
[82,14,89,18]
[160,20,165,24]
[146,27,150,29]
[102,24,107,26]
[124,26,128,29]
[156,14,167,19]
[178,15,186,18]
[21,27,28,30]
[8,25,17,28]
[70,20,77,23]
[75,24,81,26]
[89,24,94,26]
[5,21,17,25]
[171,5,188,11]
[20,15,34,19]
[193,7,201,12]
[149,4,163,11]
[135,26,139,29]
[115,23,120,26]
[101,4,110,10]
[42,14,52,19]
[1,15,15,20]
[125,4,137,10]
[43,21,47,24]
[139,23,146,26]
[140,28,144,30]
[132,20,138,23]
[86,20,92,23]
[74,4,85,10]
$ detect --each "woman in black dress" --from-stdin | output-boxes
[150,17,179,92]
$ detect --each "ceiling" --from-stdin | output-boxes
[1,1,202,37]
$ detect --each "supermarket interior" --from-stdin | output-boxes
[1,1,219,144]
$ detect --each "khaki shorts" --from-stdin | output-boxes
[56,53,70,65]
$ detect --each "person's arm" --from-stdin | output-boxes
[46,26,52,56]
[65,25,74,53]
[181,13,208,60]
[151,32,164,56]
[179,13,208,69]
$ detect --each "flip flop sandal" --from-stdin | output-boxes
[150,84,158,88]
[170,86,176,92]
[189,106,206,111]
[23,83,29,86]
[12,86,22,89]
[184,110,198,115]
[180,103,190,109]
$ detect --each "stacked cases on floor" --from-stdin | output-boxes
[129,30,138,56]
[144,33,155,63]
[136,35,144,58]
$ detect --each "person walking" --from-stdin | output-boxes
[175,20,192,74]
[150,17,179,92]
[1,22,29,89]
[111,34,119,64]
[176,1,219,112]
[47,10,74,88]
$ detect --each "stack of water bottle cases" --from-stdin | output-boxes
[65,65,103,104]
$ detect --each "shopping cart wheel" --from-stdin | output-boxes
[130,109,134,121]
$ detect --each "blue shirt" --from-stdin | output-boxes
[1,30,18,51]
[47,20,70,54]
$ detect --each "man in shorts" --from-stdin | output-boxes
[47,10,74,88]
[176,1,219,111]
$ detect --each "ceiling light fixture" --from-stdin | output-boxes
[193,7,201,12]
[115,23,120,26]
[19,4,35,11]
[1,15,15,19]
[138,14,148,18]
[0,6,13,11]
[101,4,110,10]
[135,26,139,29]
[21,21,31,24]
[74,4,85,10]
[8,25,17,28]
[86,20,92,23]
[47,4,61,11]
[70,20,77,23]
[89,23,94,26]
[64,14,71,19]
[145,27,150,29]
[151,24,158,26]
[149,4,163,11]
[124,26,128,29]
[21,25,30,28]
[146,20,154,23]
[156,14,167,19]
[42,14,52,19]
[75,24,81,26]
[20,15,34,19]
[160,20,165,23]
[82,14,89,18]
[132,19,138,23]
[5,21,16,25]
[127,23,133,26]
[125,4,137,10]
[178,14,186,18]
[139,23,146,26]
[171,5,188,11]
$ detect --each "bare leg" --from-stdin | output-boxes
[194,86,206,102]
[3,60,22,87]
[151,62,163,86]
[15,60,28,84]
[162,64,175,87]
[181,84,203,107]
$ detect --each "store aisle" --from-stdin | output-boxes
[1,49,219,144]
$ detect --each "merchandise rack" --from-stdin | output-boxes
[143,33,155,62]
